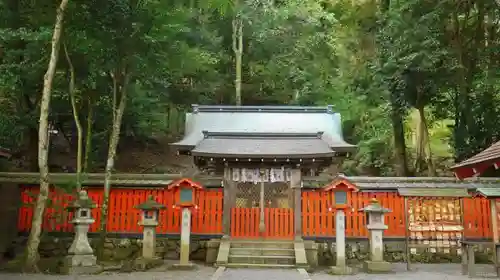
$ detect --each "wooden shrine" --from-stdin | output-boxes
[171,105,355,239]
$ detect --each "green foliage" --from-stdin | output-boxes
[0,0,499,176]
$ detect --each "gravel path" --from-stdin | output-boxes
[219,268,306,280]
[0,264,216,280]
[0,263,498,280]
[311,263,498,280]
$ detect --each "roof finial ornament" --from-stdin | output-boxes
[327,105,334,114]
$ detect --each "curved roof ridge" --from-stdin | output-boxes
[201,131,324,138]
[192,104,335,113]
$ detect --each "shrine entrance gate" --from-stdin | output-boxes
[230,182,294,239]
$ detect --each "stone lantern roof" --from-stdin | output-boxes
[359,198,390,213]
[67,190,96,210]
[135,195,166,210]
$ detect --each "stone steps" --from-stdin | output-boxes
[229,254,295,265]
[226,240,297,268]
[225,263,296,269]
[230,247,295,256]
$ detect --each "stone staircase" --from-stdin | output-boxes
[217,239,308,268]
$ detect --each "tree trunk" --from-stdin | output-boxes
[23,0,69,272]
[415,109,425,173]
[97,70,129,260]
[390,89,409,176]
[417,106,436,176]
[63,44,83,190]
[232,4,243,106]
[28,128,39,172]
[83,96,94,172]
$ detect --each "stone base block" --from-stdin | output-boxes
[363,260,392,273]
[303,240,318,268]
[133,257,164,271]
[66,254,97,266]
[206,239,221,265]
[61,255,100,275]
[328,265,356,275]
[169,262,197,270]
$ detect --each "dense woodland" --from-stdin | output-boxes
[1,0,500,271]
[1,0,500,177]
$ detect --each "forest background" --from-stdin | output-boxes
[1,0,500,178]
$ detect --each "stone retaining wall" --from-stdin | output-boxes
[9,235,221,264]
[305,240,495,268]
[8,236,495,269]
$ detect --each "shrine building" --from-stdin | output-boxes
[171,105,355,240]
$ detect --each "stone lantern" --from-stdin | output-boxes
[325,179,358,275]
[63,190,99,274]
[167,178,202,270]
[359,198,391,273]
[135,195,166,260]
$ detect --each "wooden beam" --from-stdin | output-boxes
[491,199,500,276]
[404,197,411,271]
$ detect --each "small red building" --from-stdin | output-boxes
[451,141,500,179]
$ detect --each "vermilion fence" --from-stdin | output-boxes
[302,191,406,237]
[230,208,294,239]
[462,196,492,238]
[17,185,493,239]
[17,185,223,235]
[301,190,492,239]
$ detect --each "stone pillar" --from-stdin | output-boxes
[179,207,192,266]
[329,209,354,275]
[63,191,100,275]
[360,198,391,273]
[290,168,302,238]
[336,210,346,266]
[222,168,233,239]
[142,225,156,259]
[259,180,265,233]
[170,206,196,270]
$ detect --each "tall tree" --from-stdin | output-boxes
[23,0,69,272]
[233,0,243,105]
[63,43,84,190]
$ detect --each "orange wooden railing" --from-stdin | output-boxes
[302,190,494,239]
[463,196,492,239]
[17,185,223,235]
[231,208,259,238]
[230,207,294,239]
[302,191,409,238]
[17,185,495,239]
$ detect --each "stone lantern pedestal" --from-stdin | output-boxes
[62,190,100,275]
[360,198,392,273]
[134,195,166,269]
[329,209,355,275]
[170,206,196,270]
[166,178,202,270]
[327,186,357,276]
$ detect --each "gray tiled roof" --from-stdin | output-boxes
[191,132,335,158]
[398,188,470,197]
[171,105,355,155]
[302,175,500,190]
[476,187,500,198]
